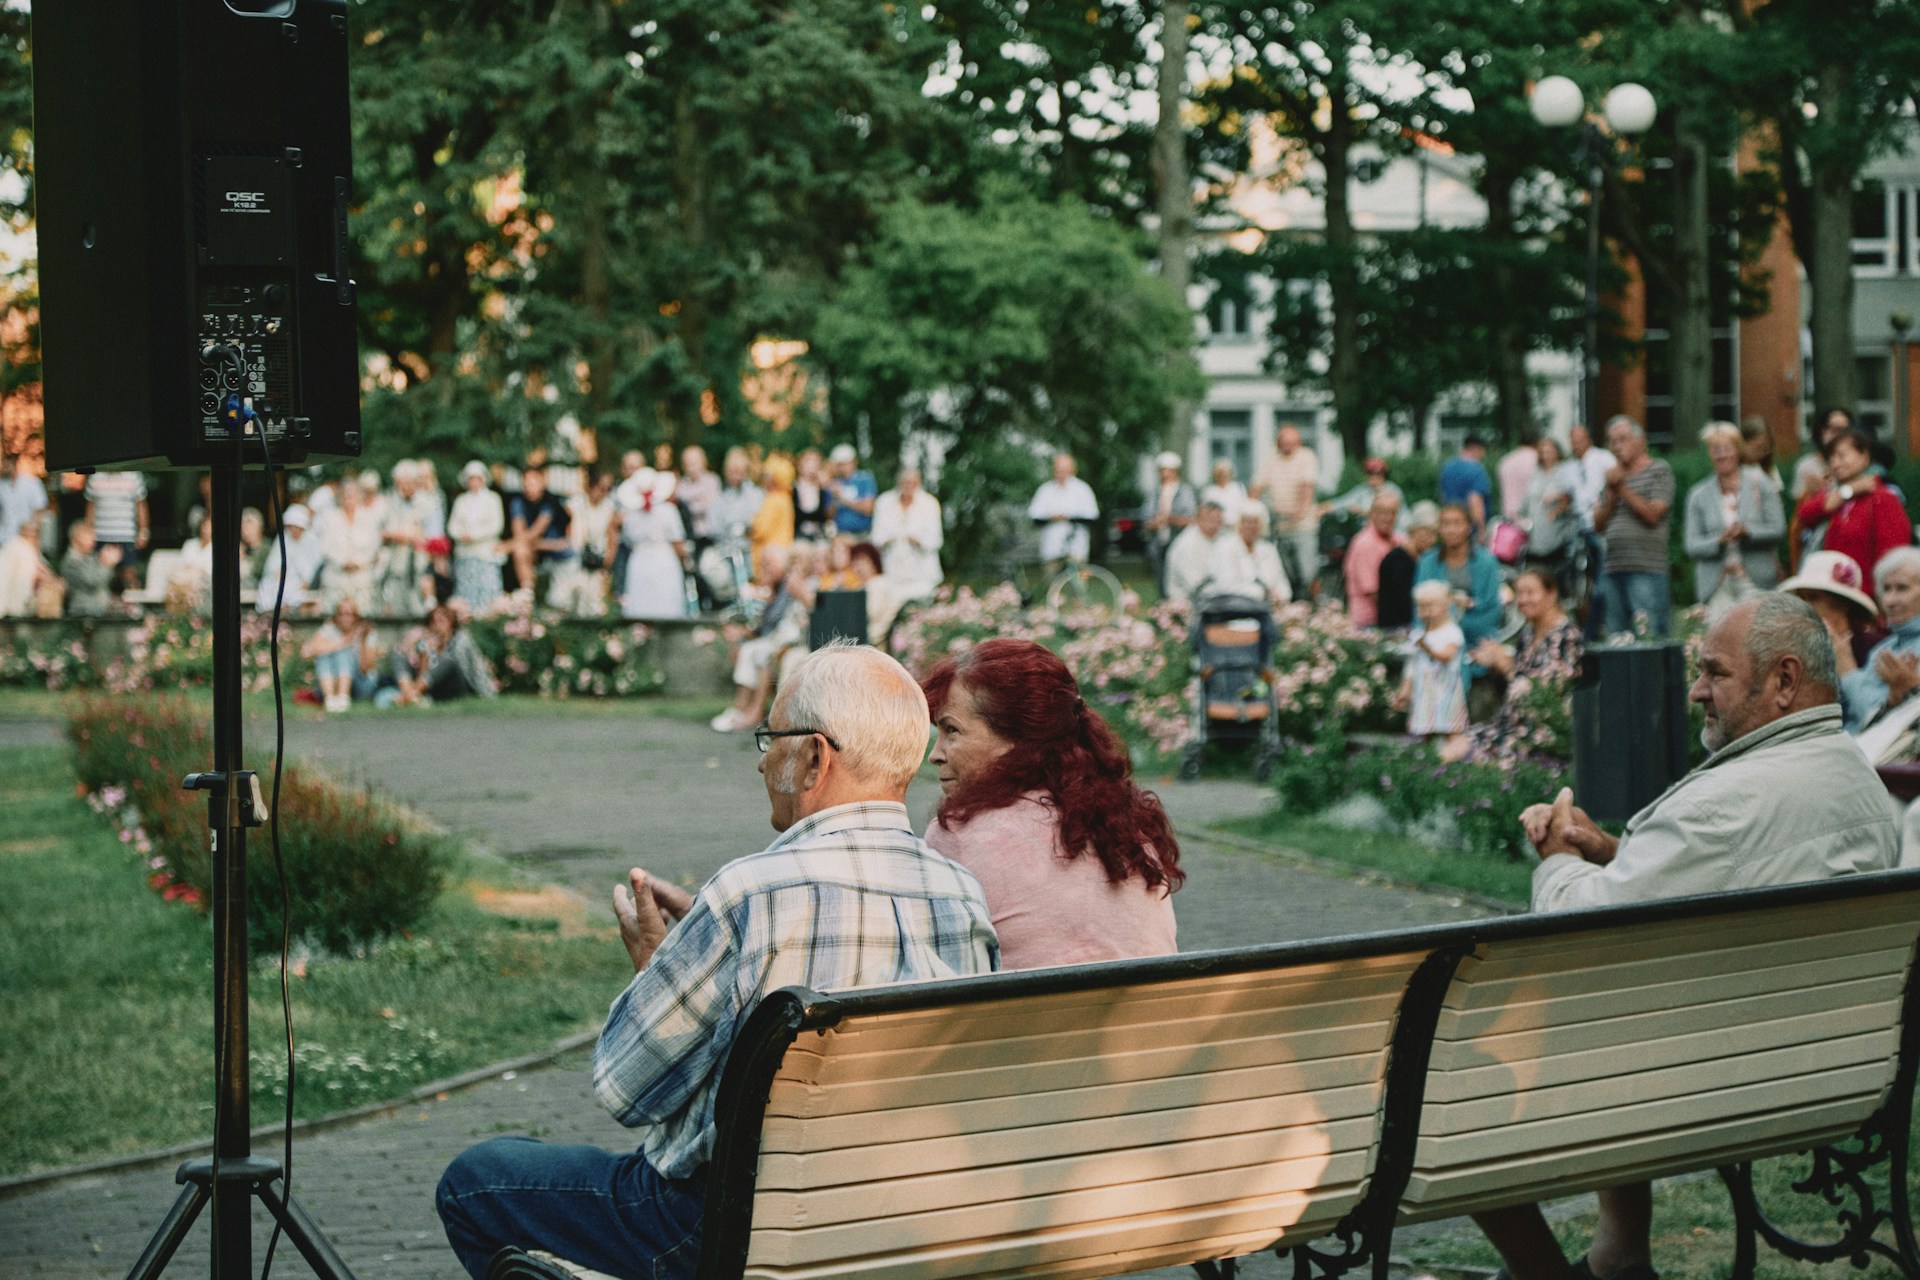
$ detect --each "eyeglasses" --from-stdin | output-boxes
[754,726,841,754]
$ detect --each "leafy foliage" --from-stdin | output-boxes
[66,695,447,954]
[814,187,1200,568]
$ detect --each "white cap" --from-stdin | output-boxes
[1156,451,1182,471]
[459,460,489,484]
[828,444,858,464]
[282,504,311,529]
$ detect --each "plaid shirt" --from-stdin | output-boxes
[592,801,1000,1179]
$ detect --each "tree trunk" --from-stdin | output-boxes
[1323,52,1365,461]
[1153,0,1196,458]
[1808,66,1858,417]
[1668,105,1714,450]
[1482,162,1533,444]
[671,74,710,450]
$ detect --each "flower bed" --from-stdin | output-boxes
[469,607,667,698]
[67,695,448,954]
[889,585,1195,765]
[2,608,668,700]
[889,589,1407,770]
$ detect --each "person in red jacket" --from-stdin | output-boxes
[1797,426,1912,595]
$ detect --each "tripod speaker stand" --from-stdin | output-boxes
[122,419,357,1280]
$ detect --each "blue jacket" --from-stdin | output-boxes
[1414,545,1504,662]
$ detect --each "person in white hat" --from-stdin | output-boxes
[447,460,507,613]
[1779,548,1880,681]
[616,467,690,621]
[1143,451,1197,596]
[254,503,326,615]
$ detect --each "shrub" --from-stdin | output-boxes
[1270,725,1359,816]
[1267,602,1404,740]
[0,622,104,690]
[1273,729,1572,865]
[67,695,447,953]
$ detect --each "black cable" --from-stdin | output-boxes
[253,402,295,1280]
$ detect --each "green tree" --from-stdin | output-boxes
[813,189,1201,569]
[1735,0,1920,417]
[1193,3,1397,459]
[923,0,1160,217]
[0,7,37,458]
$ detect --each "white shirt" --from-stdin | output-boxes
[0,472,48,545]
[1028,477,1099,562]
[1205,534,1291,607]
[1569,446,1618,530]
[255,530,326,613]
[871,488,944,601]
[1200,481,1248,520]
[448,489,507,561]
[1164,526,1219,605]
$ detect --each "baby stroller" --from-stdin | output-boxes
[1179,596,1283,781]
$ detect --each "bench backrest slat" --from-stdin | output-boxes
[736,950,1433,1280]
[1398,890,1920,1222]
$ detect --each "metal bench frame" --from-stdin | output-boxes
[490,868,1920,1280]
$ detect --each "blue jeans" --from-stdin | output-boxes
[1596,570,1671,638]
[437,1137,705,1280]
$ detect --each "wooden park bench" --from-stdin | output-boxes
[488,867,1920,1280]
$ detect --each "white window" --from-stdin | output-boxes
[1852,181,1910,278]
[1205,292,1253,341]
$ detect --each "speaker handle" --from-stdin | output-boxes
[326,176,354,305]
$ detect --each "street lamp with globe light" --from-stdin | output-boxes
[1530,76,1658,434]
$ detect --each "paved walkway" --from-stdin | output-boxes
[0,705,1496,1279]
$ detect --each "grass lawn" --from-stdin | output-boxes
[0,742,632,1180]
[1399,1129,1920,1279]
[1217,810,1534,905]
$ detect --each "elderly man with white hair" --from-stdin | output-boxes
[437,644,999,1280]
[1164,500,1227,606]
[1204,502,1291,613]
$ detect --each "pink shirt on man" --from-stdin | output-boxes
[1343,523,1402,627]
[927,794,1176,971]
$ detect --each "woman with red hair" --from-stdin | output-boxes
[921,638,1181,969]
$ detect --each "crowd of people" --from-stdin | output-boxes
[1154,405,1919,763]
[0,441,949,625]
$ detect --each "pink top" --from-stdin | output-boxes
[927,795,1177,971]
[1343,523,1401,627]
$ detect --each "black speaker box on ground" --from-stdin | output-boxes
[32,0,360,472]
[810,590,871,648]
[1571,640,1691,824]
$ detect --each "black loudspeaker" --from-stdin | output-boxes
[31,0,360,472]
[1571,641,1691,824]
[809,590,870,648]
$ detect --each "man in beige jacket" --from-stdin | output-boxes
[1478,592,1900,1280]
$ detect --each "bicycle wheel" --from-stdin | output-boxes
[1045,563,1125,613]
